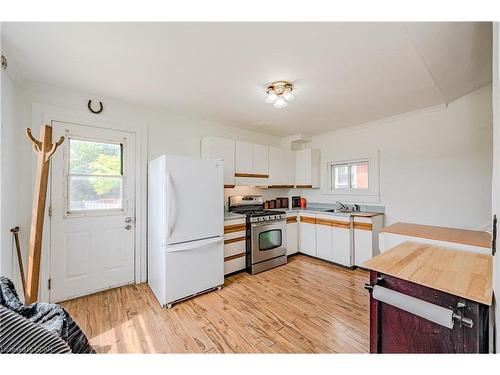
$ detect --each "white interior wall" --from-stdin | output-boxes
[301,85,493,230]
[1,80,286,294]
[491,22,499,350]
[1,67,494,302]
[0,69,24,282]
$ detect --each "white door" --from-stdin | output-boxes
[163,155,223,245]
[50,121,136,302]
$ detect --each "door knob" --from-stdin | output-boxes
[125,224,132,230]
[125,217,135,224]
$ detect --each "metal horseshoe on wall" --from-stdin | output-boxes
[88,100,103,114]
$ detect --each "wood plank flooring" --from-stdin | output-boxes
[60,255,370,353]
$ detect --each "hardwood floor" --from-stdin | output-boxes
[60,255,370,353]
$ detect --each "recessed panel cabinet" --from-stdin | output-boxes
[295,148,320,188]
[332,216,352,267]
[353,215,384,266]
[235,141,269,177]
[299,214,316,257]
[316,214,333,262]
[286,215,298,255]
[201,136,235,187]
[268,146,283,186]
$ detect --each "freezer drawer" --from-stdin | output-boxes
[160,237,224,306]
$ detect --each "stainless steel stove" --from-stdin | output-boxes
[229,195,287,274]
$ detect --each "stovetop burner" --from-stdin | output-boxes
[234,209,286,217]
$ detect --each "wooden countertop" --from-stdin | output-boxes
[381,222,491,249]
[363,241,493,305]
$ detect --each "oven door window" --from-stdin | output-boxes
[259,229,282,251]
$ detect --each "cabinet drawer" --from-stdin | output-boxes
[354,217,373,231]
[224,236,246,258]
[224,254,246,275]
[224,222,246,234]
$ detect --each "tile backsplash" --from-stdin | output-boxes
[223,186,302,210]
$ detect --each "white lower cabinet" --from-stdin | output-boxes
[286,215,298,255]
[315,214,333,261]
[299,213,316,257]
[332,216,352,267]
[353,215,384,266]
[223,219,247,275]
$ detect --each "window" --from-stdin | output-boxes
[330,160,369,191]
[68,138,124,212]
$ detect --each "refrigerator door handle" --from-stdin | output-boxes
[167,237,223,253]
[166,172,174,242]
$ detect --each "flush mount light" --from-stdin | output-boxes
[265,81,295,109]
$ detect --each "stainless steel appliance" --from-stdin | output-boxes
[291,196,301,208]
[228,195,287,274]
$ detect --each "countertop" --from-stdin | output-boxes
[224,211,246,221]
[381,222,492,249]
[363,241,493,306]
[272,208,384,218]
[224,207,384,221]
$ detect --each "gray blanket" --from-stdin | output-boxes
[0,276,94,353]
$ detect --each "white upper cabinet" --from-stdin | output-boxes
[252,143,269,175]
[282,149,296,186]
[268,146,283,185]
[235,141,253,175]
[201,136,235,186]
[295,148,321,188]
[268,147,295,187]
[235,141,269,177]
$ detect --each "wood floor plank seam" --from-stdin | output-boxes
[61,255,369,353]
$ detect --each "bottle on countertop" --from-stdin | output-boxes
[300,197,307,209]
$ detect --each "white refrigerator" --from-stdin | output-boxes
[148,154,224,307]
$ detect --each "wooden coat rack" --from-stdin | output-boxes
[25,124,64,304]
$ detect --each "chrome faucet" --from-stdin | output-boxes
[336,201,348,210]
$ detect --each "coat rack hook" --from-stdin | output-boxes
[45,136,65,162]
[26,128,42,152]
[88,100,103,114]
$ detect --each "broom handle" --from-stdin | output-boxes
[10,226,26,299]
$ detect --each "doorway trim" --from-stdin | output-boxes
[31,102,148,302]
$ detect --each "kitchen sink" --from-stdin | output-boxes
[324,209,354,213]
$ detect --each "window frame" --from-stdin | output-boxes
[328,159,370,193]
[64,135,127,218]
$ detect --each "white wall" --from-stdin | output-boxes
[1,80,286,295]
[0,69,25,282]
[491,22,499,351]
[301,85,493,230]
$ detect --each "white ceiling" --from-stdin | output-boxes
[2,22,492,136]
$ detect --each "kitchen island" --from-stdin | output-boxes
[363,241,492,353]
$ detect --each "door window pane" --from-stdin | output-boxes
[350,162,368,189]
[69,176,123,211]
[334,165,349,189]
[259,229,282,251]
[69,139,122,175]
[67,138,124,213]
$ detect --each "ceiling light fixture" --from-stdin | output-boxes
[265,81,294,109]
